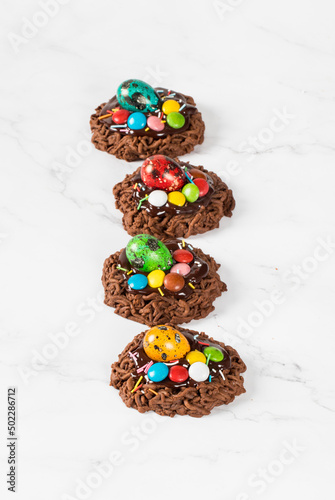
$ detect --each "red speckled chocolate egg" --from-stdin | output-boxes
[141,155,186,192]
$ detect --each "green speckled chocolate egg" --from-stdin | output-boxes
[116,79,160,113]
[126,235,173,272]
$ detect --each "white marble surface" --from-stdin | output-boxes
[1,0,335,499]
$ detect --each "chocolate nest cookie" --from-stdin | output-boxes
[110,326,246,418]
[90,80,205,162]
[113,161,235,239]
[102,237,226,326]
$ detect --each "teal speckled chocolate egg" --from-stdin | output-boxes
[125,235,173,272]
[116,79,160,113]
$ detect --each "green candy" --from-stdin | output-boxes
[203,346,224,362]
[166,111,185,129]
[126,235,173,273]
[182,183,200,203]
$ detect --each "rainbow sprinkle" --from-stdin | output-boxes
[137,194,149,210]
[128,351,137,362]
[184,167,195,184]
[144,361,153,373]
[99,112,113,120]
[131,375,143,393]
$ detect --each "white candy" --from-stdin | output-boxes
[188,362,210,382]
[148,190,168,207]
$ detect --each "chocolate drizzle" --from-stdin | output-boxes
[133,161,215,217]
[118,239,209,299]
[99,88,196,138]
[130,327,231,389]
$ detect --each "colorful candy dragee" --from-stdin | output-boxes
[128,325,230,387]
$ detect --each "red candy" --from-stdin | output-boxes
[173,249,193,264]
[141,155,186,192]
[194,178,209,197]
[113,109,131,124]
[169,365,189,383]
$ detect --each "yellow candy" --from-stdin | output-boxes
[168,191,186,207]
[162,99,180,115]
[186,350,206,365]
[143,325,191,362]
[147,269,165,288]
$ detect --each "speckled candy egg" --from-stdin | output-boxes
[141,155,186,192]
[125,235,173,272]
[143,325,191,362]
[116,79,160,113]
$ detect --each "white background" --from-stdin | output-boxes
[1,1,335,499]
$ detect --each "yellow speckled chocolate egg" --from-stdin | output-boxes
[143,325,191,362]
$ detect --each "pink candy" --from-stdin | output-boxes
[147,115,165,132]
[170,263,191,276]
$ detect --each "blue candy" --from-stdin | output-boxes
[128,112,147,130]
[127,274,148,290]
[147,362,169,382]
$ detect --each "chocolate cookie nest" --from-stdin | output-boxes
[110,328,246,418]
[90,95,205,162]
[102,243,226,326]
[113,164,235,239]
